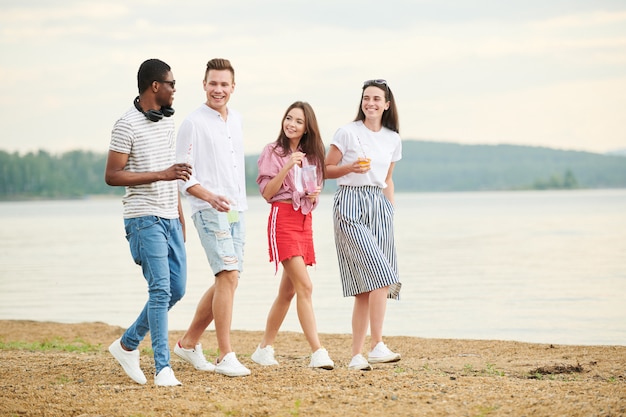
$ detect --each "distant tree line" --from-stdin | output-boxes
[391,141,626,192]
[0,150,120,200]
[1,141,625,200]
[531,170,578,190]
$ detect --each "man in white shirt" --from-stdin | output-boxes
[173,58,250,377]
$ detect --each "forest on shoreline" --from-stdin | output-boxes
[1,140,625,200]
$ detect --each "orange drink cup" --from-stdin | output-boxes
[357,157,371,168]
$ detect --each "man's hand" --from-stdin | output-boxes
[163,163,193,181]
[206,193,233,212]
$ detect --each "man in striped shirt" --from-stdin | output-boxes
[105,58,193,387]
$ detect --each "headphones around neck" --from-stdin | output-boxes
[133,96,175,122]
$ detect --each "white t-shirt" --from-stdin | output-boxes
[109,105,179,219]
[176,104,248,215]
[331,121,402,188]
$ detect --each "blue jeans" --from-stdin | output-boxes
[120,216,186,373]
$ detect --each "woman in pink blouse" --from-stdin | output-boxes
[252,101,334,370]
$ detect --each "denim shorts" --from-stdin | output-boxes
[192,208,245,276]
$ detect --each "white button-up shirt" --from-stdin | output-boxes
[176,104,248,215]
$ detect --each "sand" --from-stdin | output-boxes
[0,320,624,416]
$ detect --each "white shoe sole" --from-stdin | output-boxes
[215,368,251,377]
[349,363,372,371]
[368,355,401,364]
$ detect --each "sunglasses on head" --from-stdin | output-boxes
[363,79,387,88]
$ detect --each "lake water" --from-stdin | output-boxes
[0,190,624,346]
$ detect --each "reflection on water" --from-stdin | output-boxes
[0,190,625,346]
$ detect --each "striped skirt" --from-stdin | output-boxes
[332,185,401,299]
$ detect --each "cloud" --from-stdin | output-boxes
[0,3,129,42]
[0,0,624,154]
[531,10,626,29]
[413,76,626,151]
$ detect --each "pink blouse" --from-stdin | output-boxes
[256,143,322,215]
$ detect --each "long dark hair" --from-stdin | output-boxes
[273,101,326,181]
[354,80,400,133]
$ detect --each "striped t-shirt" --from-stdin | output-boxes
[109,105,179,219]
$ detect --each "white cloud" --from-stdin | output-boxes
[531,10,626,29]
[0,4,129,42]
[0,0,625,155]
[0,3,128,22]
[412,76,626,152]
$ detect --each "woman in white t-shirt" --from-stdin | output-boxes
[325,79,402,371]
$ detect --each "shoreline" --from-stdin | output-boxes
[2,317,624,348]
[1,319,625,416]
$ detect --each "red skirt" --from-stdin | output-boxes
[267,202,315,273]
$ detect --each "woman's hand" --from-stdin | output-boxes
[351,157,371,174]
[288,151,306,168]
[306,186,322,202]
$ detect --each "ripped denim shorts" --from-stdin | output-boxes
[192,208,245,276]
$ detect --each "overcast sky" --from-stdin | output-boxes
[1,0,625,156]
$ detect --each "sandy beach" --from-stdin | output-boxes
[0,320,624,416]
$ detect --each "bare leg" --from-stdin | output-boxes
[282,256,322,352]
[179,269,238,361]
[213,269,239,361]
[259,269,295,347]
[368,286,389,349]
[179,285,215,349]
[352,292,370,357]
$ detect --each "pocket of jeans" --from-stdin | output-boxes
[135,216,160,230]
[124,216,160,265]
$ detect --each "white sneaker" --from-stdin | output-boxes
[108,338,147,385]
[251,344,279,366]
[215,352,251,377]
[368,342,401,364]
[174,341,216,371]
[348,354,372,371]
[154,366,182,386]
[309,348,334,370]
